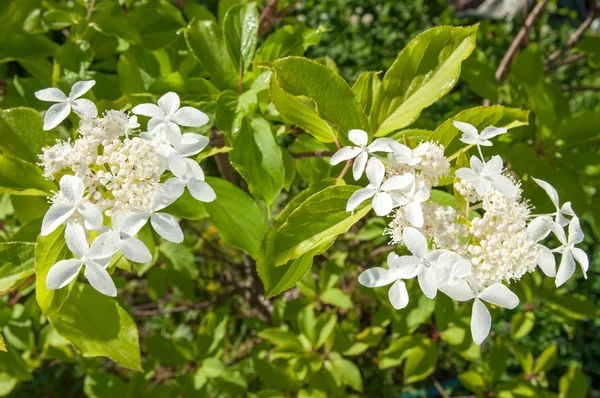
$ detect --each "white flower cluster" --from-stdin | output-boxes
[36,81,216,297]
[334,122,589,345]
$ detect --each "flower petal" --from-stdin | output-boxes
[560,202,575,217]
[168,152,189,179]
[367,138,394,153]
[46,259,84,290]
[71,98,98,117]
[132,103,163,118]
[65,221,89,257]
[43,102,71,130]
[365,157,385,188]
[469,155,485,174]
[69,80,95,99]
[151,212,183,243]
[403,227,428,258]
[532,177,560,207]
[372,192,394,216]
[570,247,588,277]
[358,267,396,288]
[346,188,376,212]
[479,284,519,309]
[388,279,409,310]
[41,204,76,236]
[479,126,507,140]
[330,146,361,165]
[527,216,552,242]
[352,151,369,180]
[165,121,182,148]
[568,217,584,245]
[60,175,85,203]
[380,173,414,192]
[418,268,437,299]
[413,185,430,202]
[555,250,576,287]
[35,87,67,102]
[392,256,421,279]
[121,238,153,263]
[163,178,186,201]
[120,212,150,237]
[84,261,117,297]
[188,180,216,202]
[178,133,209,157]
[454,121,479,143]
[490,174,516,197]
[471,298,491,345]
[455,167,478,181]
[171,107,209,127]
[158,92,180,116]
[472,177,492,197]
[87,231,122,259]
[78,202,103,231]
[482,155,504,176]
[440,278,474,301]
[185,158,205,180]
[404,201,424,228]
[537,245,556,277]
[348,129,368,146]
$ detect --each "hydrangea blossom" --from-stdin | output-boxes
[329,129,393,180]
[37,81,217,297]
[352,121,588,345]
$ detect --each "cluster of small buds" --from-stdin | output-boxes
[343,121,589,345]
[36,81,216,297]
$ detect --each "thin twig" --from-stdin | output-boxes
[561,86,600,92]
[547,52,587,71]
[495,0,549,82]
[545,3,598,68]
[291,151,335,159]
[336,160,352,182]
[431,376,450,398]
[258,0,279,37]
[0,275,35,297]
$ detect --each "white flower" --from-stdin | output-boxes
[455,155,516,197]
[163,153,216,203]
[532,178,575,228]
[346,158,413,216]
[358,252,414,310]
[394,182,430,227]
[329,129,393,180]
[454,121,507,148]
[132,92,209,149]
[435,251,472,288]
[126,191,185,244]
[441,278,519,345]
[41,175,103,236]
[526,217,557,277]
[98,213,153,264]
[388,141,428,166]
[35,80,98,130]
[554,217,588,287]
[46,221,120,297]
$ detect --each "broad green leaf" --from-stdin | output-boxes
[183,3,217,24]
[149,73,219,101]
[329,353,363,393]
[269,57,370,140]
[269,76,335,142]
[576,36,600,67]
[403,337,438,384]
[0,108,46,163]
[255,25,306,63]
[0,154,56,196]
[0,242,35,294]
[371,25,478,136]
[223,3,259,74]
[458,371,485,394]
[84,372,128,398]
[510,312,535,339]
[230,115,284,206]
[270,185,371,266]
[559,365,588,398]
[315,313,337,349]
[203,177,266,258]
[35,228,71,316]
[91,14,141,44]
[258,328,305,350]
[461,49,498,102]
[428,105,530,148]
[185,20,238,90]
[483,344,508,385]
[542,293,598,320]
[125,1,184,50]
[117,48,161,95]
[49,283,142,371]
[378,335,419,370]
[320,288,353,309]
[352,71,381,117]
[533,345,557,374]
[0,33,58,61]
[0,335,5,352]
[218,0,248,22]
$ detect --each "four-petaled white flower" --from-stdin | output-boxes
[531,178,575,232]
[163,153,217,203]
[388,141,428,166]
[454,121,507,148]
[435,251,472,289]
[46,221,121,297]
[441,277,519,345]
[346,158,413,216]
[554,217,588,287]
[358,252,415,310]
[35,80,98,130]
[526,217,558,277]
[455,155,516,197]
[394,182,430,227]
[132,92,209,149]
[41,175,103,236]
[126,191,185,244]
[98,213,154,264]
[329,129,393,180]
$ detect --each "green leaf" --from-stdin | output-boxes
[533,345,557,375]
[185,20,238,90]
[125,1,184,50]
[269,75,335,142]
[223,3,258,74]
[428,105,530,148]
[49,283,142,371]
[91,14,141,44]
[230,115,284,206]
[269,185,371,266]
[330,353,363,393]
[510,312,535,340]
[84,372,128,398]
[0,334,5,352]
[542,293,598,320]
[258,328,304,350]
[320,288,353,310]
[255,25,306,63]
[35,228,71,316]
[149,73,219,101]
[576,36,600,68]
[0,108,46,163]
[371,25,478,136]
[458,371,485,394]
[0,242,35,294]
[559,365,588,398]
[352,71,381,117]
[461,49,499,102]
[378,335,418,370]
[163,190,209,220]
[269,57,370,140]
[483,343,508,385]
[315,313,337,349]
[203,177,266,257]
[0,33,58,61]
[0,154,56,196]
[403,337,438,384]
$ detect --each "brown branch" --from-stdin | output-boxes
[291,151,335,159]
[336,160,352,182]
[495,0,549,82]
[547,52,587,71]
[545,3,598,68]
[431,376,450,398]
[561,86,600,92]
[210,127,235,183]
[258,0,279,37]
[0,275,35,297]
